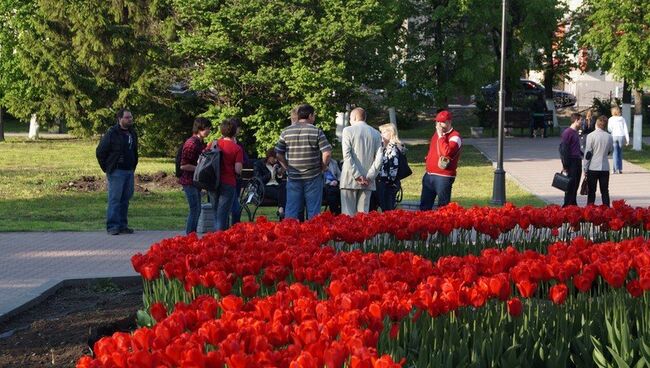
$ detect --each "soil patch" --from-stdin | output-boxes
[0,279,143,368]
[59,171,178,193]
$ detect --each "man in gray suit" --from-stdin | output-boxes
[339,107,383,216]
[583,115,614,206]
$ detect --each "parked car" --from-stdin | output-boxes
[480,79,576,108]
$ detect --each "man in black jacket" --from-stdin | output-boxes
[96,109,138,235]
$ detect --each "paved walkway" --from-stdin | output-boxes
[470,136,650,207]
[0,135,648,322]
[0,231,180,321]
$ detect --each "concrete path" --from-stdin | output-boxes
[470,136,650,207]
[0,231,180,321]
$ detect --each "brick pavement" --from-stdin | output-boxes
[0,231,180,321]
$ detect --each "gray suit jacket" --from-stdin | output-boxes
[340,122,383,190]
[584,128,613,171]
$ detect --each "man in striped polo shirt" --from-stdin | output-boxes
[276,104,332,220]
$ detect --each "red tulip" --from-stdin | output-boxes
[626,280,643,298]
[549,284,568,305]
[150,302,167,323]
[507,298,523,317]
[516,280,537,298]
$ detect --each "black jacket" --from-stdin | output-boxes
[253,159,272,184]
[96,124,139,174]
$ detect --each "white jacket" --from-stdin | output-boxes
[607,116,629,143]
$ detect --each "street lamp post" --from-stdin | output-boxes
[490,0,508,206]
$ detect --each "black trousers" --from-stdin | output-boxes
[563,157,581,207]
[586,170,610,206]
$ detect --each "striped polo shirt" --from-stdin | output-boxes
[275,123,332,180]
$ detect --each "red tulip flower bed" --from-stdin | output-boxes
[78,202,650,367]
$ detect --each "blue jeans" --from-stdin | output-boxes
[106,169,134,231]
[286,175,323,220]
[230,184,242,227]
[211,184,236,231]
[612,136,624,172]
[419,173,455,210]
[183,185,201,234]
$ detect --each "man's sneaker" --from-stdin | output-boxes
[120,228,135,234]
[108,229,120,235]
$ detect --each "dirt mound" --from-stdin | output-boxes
[60,171,178,193]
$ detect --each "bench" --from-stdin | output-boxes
[486,111,554,136]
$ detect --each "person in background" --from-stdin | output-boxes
[420,110,462,210]
[607,106,629,174]
[530,94,548,138]
[275,104,332,220]
[583,115,613,206]
[96,108,138,235]
[579,109,596,151]
[254,148,287,219]
[560,113,583,207]
[376,123,404,212]
[208,118,243,231]
[339,107,383,216]
[323,158,341,215]
[230,120,249,227]
[178,117,211,234]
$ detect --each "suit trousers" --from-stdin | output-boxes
[563,157,582,207]
[341,188,372,216]
[586,170,610,206]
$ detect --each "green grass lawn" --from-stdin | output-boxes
[1,132,547,231]
[622,143,650,171]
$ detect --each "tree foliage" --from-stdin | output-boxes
[579,0,650,110]
[169,0,405,155]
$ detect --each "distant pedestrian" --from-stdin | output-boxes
[420,110,462,210]
[560,113,583,207]
[530,94,548,138]
[579,109,596,151]
[584,115,613,206]
[275,104,332,220]
[339,107,383,216]
[607,106,629,174]
[207,118,244,231]
[96,108,138,235]
[178,117,211,234]
[376,123,405,212]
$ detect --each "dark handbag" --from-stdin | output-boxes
[579,176,588,195]
[552,172,571,192]
[397,150,412,180]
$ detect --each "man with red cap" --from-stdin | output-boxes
[419,109,462,210]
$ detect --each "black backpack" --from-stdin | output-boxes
[193,146,222,191]
[174,141,185,178]
[396,149,412,180]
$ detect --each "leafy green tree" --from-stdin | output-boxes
[1,0,201,154]
[170,0,405,155]
[579,0,650,113]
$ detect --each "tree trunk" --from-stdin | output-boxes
[622,80,632,132]
[543,50,558,127]
[632,89,643,151]
[28,114,40,140]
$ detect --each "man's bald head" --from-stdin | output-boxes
[350,107,366,123]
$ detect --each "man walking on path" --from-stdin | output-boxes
[584,115,613,206]
[178,117,211,234]
[339,107,383,216]
[276,104,332,220]
[96,109,138,235]
[420,110,462,210]
[560,113,583,207]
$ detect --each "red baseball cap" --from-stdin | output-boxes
[435,110,452,122]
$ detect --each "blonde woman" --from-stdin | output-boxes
[376,123,405,211]
[607,106,629,174]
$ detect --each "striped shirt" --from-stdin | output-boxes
[275,123,332,180]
